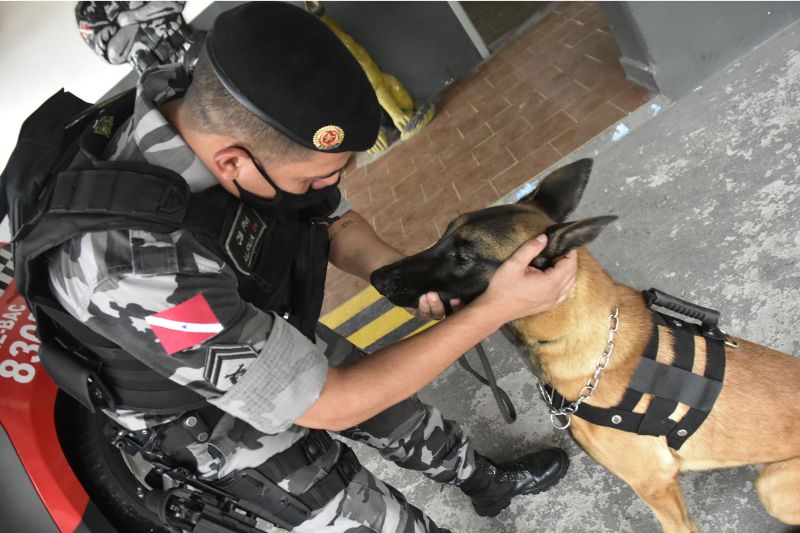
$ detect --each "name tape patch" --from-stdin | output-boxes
[225,204,267,274]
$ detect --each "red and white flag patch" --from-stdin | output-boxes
[145,294,224,355]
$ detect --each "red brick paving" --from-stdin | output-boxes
[322,2,651,315]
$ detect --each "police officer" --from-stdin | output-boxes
[47,3,577,531]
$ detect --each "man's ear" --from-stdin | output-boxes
[517,158,593,222]
[214,146,250,182]
[531,215,617,269]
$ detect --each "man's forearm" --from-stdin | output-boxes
[328,210,404,280]
[296,302,500,430]
[298,235,577,431]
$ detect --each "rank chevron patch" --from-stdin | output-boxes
[203,345,258,391]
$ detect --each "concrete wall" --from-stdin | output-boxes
[601,1,800,99]
[323,2,483,100]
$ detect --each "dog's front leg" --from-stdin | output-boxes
[755,456,800,525]
[570,422,699,533]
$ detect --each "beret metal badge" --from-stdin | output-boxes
[313,125,345,150]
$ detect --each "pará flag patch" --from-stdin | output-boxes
[145,294,223,355]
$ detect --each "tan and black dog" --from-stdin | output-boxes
[371,159,800,533]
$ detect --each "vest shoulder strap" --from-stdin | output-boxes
[49,167,188,222]
[44,162,231,239]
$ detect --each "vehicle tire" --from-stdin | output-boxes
[54,392,170,533]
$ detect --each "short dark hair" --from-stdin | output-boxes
[183,47,312,165]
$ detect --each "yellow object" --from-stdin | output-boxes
[307,2,435,152]
[382,73,415,111]
[320,284,438,350]
[367,130,389,155]
[346,307,414,349]
[400,101,435,141]
[403,319,438,340]
[320,285,383,329]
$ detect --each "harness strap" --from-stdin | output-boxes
[666,334,726,449]
[458,342,517,423]
[545,304,726,450]
[615,319,659,411]
[555,392,646,432]
[636,317,693,436]
[444,292,517,424]
[636,395,679,436]
[630,356,722,412]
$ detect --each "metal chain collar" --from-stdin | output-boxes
[537,306,620,430]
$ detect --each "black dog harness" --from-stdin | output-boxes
[542,289,730,450]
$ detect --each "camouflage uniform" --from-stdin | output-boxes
[76,1,196,74]
[47,64,474,531]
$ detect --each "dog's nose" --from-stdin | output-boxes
[370,268,391,293]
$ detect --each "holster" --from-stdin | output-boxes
[217,430,361,526]
[151,427,361,531]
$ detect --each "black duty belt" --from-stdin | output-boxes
[544,289,729,450]
[136,422,360,531]
[157,417,360,506]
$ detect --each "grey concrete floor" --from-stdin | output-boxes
[343,17,800,533]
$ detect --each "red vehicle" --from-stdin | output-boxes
[0,243,169,533]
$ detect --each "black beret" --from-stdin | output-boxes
[207,2,380,153]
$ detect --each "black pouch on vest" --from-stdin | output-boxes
[38,340,113,413]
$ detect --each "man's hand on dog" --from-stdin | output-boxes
[407,293,463,321]
[478,234,577,321]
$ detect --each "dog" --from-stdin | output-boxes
[370,159,800,533]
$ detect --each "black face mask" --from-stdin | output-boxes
[232,146,342,212]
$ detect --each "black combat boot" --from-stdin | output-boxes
[458,448,569,517]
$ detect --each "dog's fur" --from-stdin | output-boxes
[371,159,800,532]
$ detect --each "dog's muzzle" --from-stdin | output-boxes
[370,266,419,308]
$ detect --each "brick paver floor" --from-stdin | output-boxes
[322,1,651,315]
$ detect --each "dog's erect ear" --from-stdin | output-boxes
[531,215,617,269]
[518,158,593,222]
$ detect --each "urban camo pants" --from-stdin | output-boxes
[289,324,478,532]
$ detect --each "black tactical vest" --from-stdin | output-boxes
[9,90,336,414]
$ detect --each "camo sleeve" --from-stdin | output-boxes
[47,228,328,434]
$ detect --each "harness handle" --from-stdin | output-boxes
[642,288,729,342]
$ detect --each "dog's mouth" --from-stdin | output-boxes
[370,267,428,308]
[371,264,486,309]
[370,232,499,309]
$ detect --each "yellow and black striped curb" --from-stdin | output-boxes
[320,286,437,352]
[321,177,547,350]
